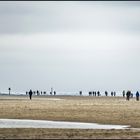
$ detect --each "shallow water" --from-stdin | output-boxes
[0,119,129,129]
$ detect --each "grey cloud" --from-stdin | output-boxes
[0,2,140,92]
[0,1,140,34]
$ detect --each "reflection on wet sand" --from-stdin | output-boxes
[0,119,130,129]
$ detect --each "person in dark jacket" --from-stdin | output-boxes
[126,90,131,101]
[89,91,92,96]
[29,89,33,100]
[95,91,96,96]
[97,91,100,96]
[105,91,108,96]
[79,91,82,96]
[114,91,116,96]
[37,90,39,96]
[122,90,125,98]
[54,91,56,96]
[136,91,139,101]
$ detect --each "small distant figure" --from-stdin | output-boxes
[51,87,53,95]
[37,90,39,96]
[136,91,139,101]
[26,91,28,95]
[93,91,95,96]
[122,90,125,98]
[97,91,100,96]
[8,88,11,95]
[89,91,92,96]
[44,91,46,95]
[54,91,56,96]
[114,92,116,96]
[33,91,36,95]
[29,89,33,100]
[126,90,131,101]
[41,91,42,95]
[105,91,108,96]
[111,91,113,96]
[95,91,96,96]
[79,91,82,96]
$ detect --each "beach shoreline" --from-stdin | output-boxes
[0,95,140,139]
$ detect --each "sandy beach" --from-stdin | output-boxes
[0,95,140,139]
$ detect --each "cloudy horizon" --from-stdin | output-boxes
[0,1,140,94]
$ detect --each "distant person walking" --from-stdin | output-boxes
[89,91,92,96]
[29,89,33,100]
[79,91,82,96]
[54,91,56,96]
[95,91,96,96]
[97,91,100,96]
[8,88,11,95]
[122,90,125,98]
[105,91,108,96]
[37,90,39,96]
[114,92,116,96]
[136,91,139,101]
[126,90,131,101]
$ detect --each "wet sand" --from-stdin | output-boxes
[0,95,140,139]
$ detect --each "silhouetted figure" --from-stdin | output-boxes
[105,91,108,96]
[79,91,82,96]
[29,90,33,100]
[114,92,116,96]
[89,91,92,96]
[41,91,42,95]
[111,92,113,96]
[51,87,53,95]
[122,90,125,98]
[126,90,131,101]
[97,91,100,96]
[136,91,139,101]
[8,88,11,95]
[93,91,95,96]
[44,91,46,95]
[33,91,36,95]
[95,91,96,96]
[54,91,56,96]
[26,91,28,95]
[37,90,39,96]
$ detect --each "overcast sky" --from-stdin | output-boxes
[0,1,140,93]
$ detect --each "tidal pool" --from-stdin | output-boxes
[0,119,130,129]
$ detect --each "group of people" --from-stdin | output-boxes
[123,90,139,101]
[87,91,115,97]
[88,91,101,96]
[27,89,140,101]
[86,90,139,101]
[27,90,56,100]
[26,90,47,96]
